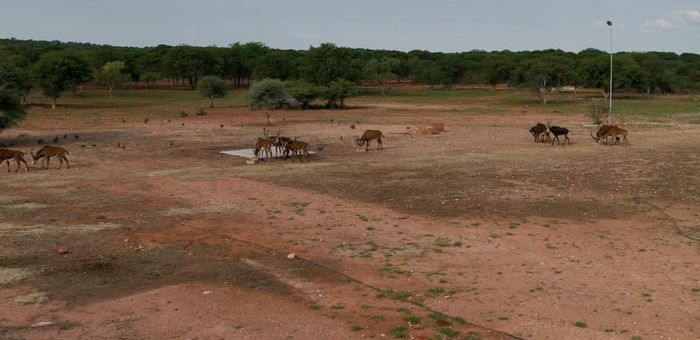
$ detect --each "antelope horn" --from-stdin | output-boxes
[590,131,599,142]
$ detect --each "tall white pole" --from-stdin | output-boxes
[608,21,613,124]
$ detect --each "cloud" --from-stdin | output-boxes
[641,10,700,29]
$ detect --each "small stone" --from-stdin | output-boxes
[57,245,69,255]
[287,253,296,259]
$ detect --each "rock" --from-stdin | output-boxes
[202,290,212,295]
[287,253,296,259]
[57,245,69,255]
[31,321,54,328]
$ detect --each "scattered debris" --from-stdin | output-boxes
[350,124,356,129]
[30,321,54,328]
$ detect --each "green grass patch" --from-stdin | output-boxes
[390,325,408,338]
[437,327,460,337]
[427,287,445,297]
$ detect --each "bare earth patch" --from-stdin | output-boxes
[1,90,699,339]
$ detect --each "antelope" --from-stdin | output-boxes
[272,131,293,158]
[0,149,29,172]
[591,124,621,145]
[528,123,548,143]
[592,125,628,146]
[283,140,310,162]
[253,137,273,160]
[546,122,570,145]
[31,146,70,169]
[356,129,384,151]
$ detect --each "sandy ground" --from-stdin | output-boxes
[1,92,699,339]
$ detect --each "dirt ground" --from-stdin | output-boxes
[1,89,699,339]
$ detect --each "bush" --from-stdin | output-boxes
[179,110,188,118]
[587,102,607,124]
[284,80,317,109]
[0,88,25,130]
[248,78,295,110]
[195,108,207,116]
[323,79,358,108]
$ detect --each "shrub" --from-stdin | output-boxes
[248,78,295,110]
[284,80,317,109]
[587,102,607,124]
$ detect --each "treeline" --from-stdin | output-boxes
[2,38,699,94]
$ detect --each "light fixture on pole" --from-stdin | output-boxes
[607,20,613,124]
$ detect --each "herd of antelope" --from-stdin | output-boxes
[1,121,628,173]
[0,145,70,172]
[253,130,311,162]
[529,121,628,146]
[252,128,384,162]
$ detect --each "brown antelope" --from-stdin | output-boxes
[0,149,29,172]
[546,122,570,145]
[31,146,70,169]
[253,137,273,160]
[356,129,383,151]
[592,125,628,146]
[283,140,310,162]
[528,122,548,143]
[591,124,623,145]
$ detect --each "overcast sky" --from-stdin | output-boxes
[1,0,699,53]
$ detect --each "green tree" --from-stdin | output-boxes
[33,50,93,109]
[141,71,159,89]
[515,56,575,103]
[0,58,29,130]
[197,75,228,107]
[97,61,129,97]
[324,79,358,108]
[284,80,317,109]
[304,43,358,85]
[247,78,293,125]
[0,88,25,131]
[364,58,398,94]
[481,54,515,89]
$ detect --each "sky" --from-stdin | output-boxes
[1,0,699,53]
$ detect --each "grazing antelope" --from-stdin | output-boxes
[528,122,548,143]
[356,129,384,151]
[546,122,570,145]
[283,140,310,162]
[592,125,628,146]
[31,146,70,169]
[0,149,29,172]
[591,124,621,145]
[253,137,273,160]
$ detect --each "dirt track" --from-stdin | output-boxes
[1,91,699,339]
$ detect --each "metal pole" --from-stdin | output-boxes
[608,21,613,124]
